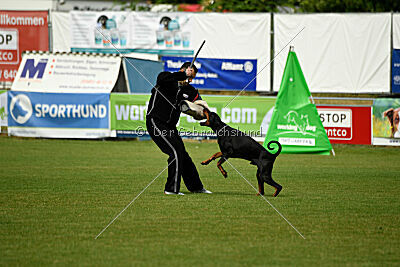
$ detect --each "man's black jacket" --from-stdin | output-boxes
[146,71,201,126]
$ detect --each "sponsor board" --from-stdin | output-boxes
[109,94,372,145]
[110,94,275,139]
[11,53,121,93]
[7,91,110,138]
[162,57,257,90]
[261,105,371,145]
[392,49,400,93]
[317,108,352,140]
[373,98,400,146]
[0,11,48,83]
[317,105,371,145]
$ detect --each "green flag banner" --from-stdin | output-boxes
[263,50,332,155]
[110,94,276,138]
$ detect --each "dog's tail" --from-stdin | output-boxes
[267,141,282,156]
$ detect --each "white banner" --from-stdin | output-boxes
[274,13,391,93]
[51,12,70,52]
[394,14,400,49]
[11,53,121,93]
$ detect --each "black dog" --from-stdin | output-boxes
[200,109,283,197]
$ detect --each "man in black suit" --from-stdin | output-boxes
[146,62,212,195]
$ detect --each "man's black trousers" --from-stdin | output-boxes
[146,117,204,193]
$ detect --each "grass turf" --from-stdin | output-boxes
[0,136,399,265]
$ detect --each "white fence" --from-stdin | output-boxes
[51,12,399,94]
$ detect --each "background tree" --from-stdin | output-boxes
[203,0,400,12]
[204,0,293,12]
[291,0,400,12]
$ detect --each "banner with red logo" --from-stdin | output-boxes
[317,105,372,145]
[11,53,121,93]
[0,10,49,83]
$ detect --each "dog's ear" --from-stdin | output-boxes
[384,108,394,124]
[200,108,210,126]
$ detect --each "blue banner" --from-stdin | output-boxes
[162,57,257,91]
[8,91,109,129]
[392,49,400,93]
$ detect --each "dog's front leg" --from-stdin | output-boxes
[217,157,228,178]
[201,151,223,165]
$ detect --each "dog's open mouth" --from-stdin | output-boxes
[180,100,207,120]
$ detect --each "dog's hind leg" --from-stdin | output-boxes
[201,151,223,165]
[257,160,282,197]
[217,157,228,178]
[263,176,282,197]
[262,162,282,197]
[256,168,265,196]
[251,158,265,196]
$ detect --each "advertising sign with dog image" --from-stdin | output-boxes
[264,50,333,154]
[373,98,400,146]
[7,91,110,138]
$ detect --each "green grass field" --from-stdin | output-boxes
[1,136,399,266]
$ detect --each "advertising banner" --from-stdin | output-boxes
[392,49,400,93]
[0,10,49,83]
[0,89,7,126]
[162,56,257,91]
[70,11,194,55]
[110,93,372,145]
[110,94,275,139]
[11,53,121,93]
[373,98,400,146]
[8,91,110,138]
[317,105,372,145]
[264,51,332,154]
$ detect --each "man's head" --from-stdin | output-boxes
[179,62,198,84]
